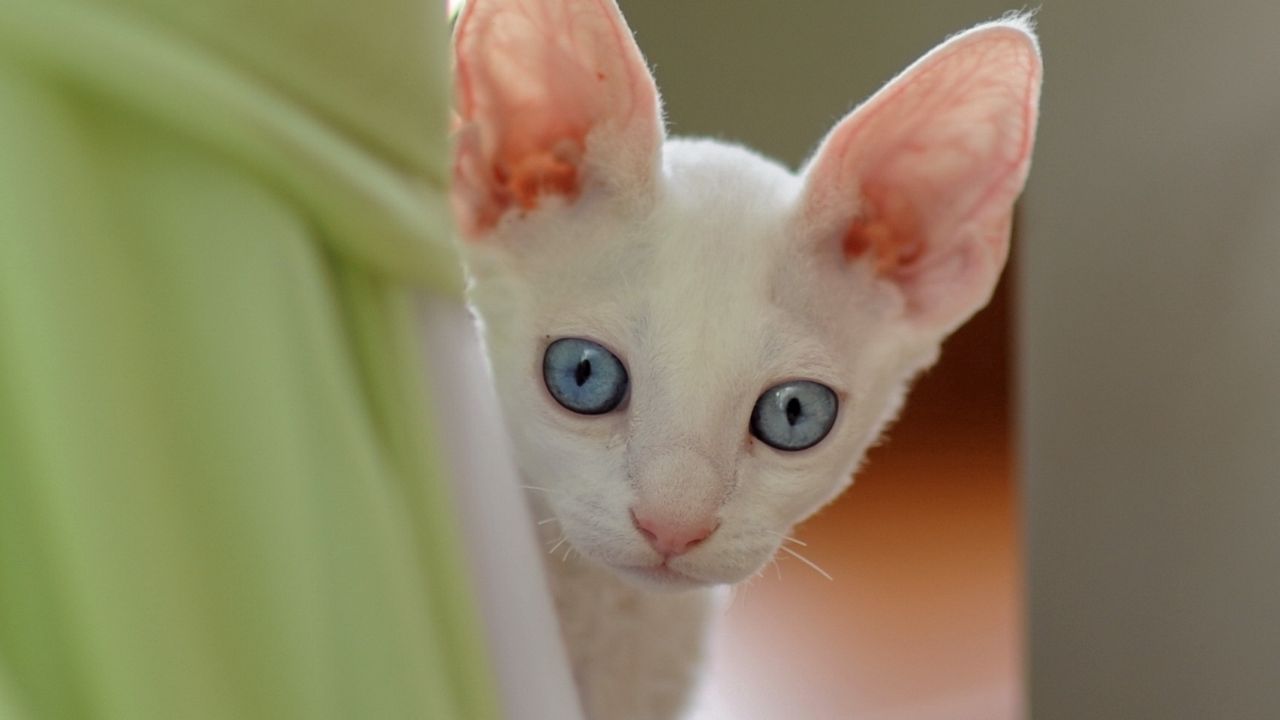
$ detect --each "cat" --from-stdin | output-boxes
[449,1,1041,717]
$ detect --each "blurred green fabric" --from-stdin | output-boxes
[0,1,497,718]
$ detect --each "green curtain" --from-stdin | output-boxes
[0,1,498,718]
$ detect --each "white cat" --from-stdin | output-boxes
[450,1,1041,718]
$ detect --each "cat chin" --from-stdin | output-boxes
[605,555,766,593]
[612,564,716,593]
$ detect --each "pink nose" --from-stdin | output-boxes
[631,510,719,557]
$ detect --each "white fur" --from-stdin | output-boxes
[464,139,938,718]
[453,5,1040,718]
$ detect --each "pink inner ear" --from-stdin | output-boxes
[801,23,1041,329]
[485,117,587,219]
[452,0,661,237]
[841,183,923,275]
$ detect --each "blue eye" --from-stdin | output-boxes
[543,338,629,415]
[750,380,838,451]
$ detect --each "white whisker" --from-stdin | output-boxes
[764,530,807,547]
[548,536,567,555]
[779,545,833,581]
[536,517,559,526]
[521,485,556,494]
[771,557,783,581]
[562,545,573,562]
[728,580,746,610]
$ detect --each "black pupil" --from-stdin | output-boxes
[785,397,803,426]
[574,358,592,387]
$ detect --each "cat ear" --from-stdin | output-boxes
[797,21,1042,334]
[452,0,664,238]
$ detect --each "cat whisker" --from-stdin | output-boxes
[561,545,573,563]
[521,484,556,495]
[764,530,807,547]
[727,580,747,611]
[771,557,783,582]
[536,517,559,526]
[547,536,568,556]
[779,545,833,581]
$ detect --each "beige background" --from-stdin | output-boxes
[1019,1,1280,718]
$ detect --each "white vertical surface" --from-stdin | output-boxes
[421,298,585,720]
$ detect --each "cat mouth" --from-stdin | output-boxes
[617,562,707,589]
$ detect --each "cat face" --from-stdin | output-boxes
[452,0,1041,590]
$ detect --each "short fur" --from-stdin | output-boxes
[451,3,1041,718]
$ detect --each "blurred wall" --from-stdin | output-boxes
[1021,1,1280,718]
[621,0,1024,168]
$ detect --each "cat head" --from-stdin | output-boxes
[451,0,1041,590]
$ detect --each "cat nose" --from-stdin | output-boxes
[630,509,720,557]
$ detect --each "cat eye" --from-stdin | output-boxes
[543,338,629,415]
[750,380,838,451]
